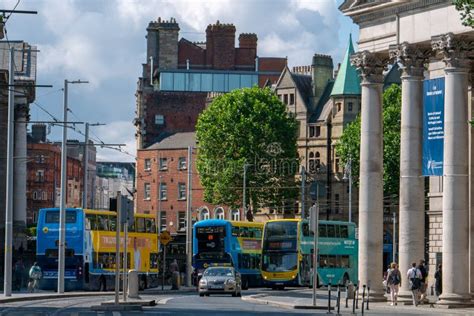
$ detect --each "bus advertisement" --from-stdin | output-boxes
[36,208,159,291]
[192,219,263,289]
[261,219,358,289]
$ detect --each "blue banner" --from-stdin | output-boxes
[422,78,445,176]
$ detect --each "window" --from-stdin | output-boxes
[327,224,336,238]
[215,208,225,220]
[159,183,167,200]
[309,126,315,137]
[319,224,327,238]
[178,157,187,170]
[348,102,353,112]
[36,170,45,182]
[144,159,151,171]
[178,183,186,200]
[309,152,320,173]
[231,209,240,221]
[145,218,155,233]
[45,211,77,223]
[178,212,186,231]
[144,183,151,200]
[35,155,45,163]
[201,209,210,220]
[337,103,341,112]
[159,158,168,170]
[160,212,167,231]
[42,191,48,201]
[136,217,146,233]
[32,191,39,200]
[315,126,321,137]
[155,114,164,125]
[284,94,288,105]
[150,253,159,269]
[340,225,349,238]
[289,93,295,105]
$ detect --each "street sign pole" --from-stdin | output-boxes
[115,191,122,305]
[123,218,128,301]
[311,203,319,307]
[162,245,166,291]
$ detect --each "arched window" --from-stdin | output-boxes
[230,209,240,221]
[309,152,321,173]
[32,191,39,200]
[214,207,225,220]
[200,207,210,221]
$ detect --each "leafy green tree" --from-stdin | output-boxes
[196,87,299,219]
[454,0,474,27]
[336,84,401,197]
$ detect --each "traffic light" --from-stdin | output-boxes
[120,196,134,224]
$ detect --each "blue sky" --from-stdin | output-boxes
[4,0,358,162]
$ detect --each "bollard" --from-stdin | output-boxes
[361,285,366,315]
[337,286,341,315]
[345,285,349,308]
[327,283,333,314]
[366,286,370,310]
[355,284,359,309]
[431,285,434,296]
[128,269,140,299]
[352,286,356,314]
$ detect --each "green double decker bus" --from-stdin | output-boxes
[261,219,358,289]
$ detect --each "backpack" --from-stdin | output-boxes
[409,268,421,290]
[388,270,400,285]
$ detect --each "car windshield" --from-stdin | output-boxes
[203,268,233,277]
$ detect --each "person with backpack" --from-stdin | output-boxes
[434,264,442,297]
[387,262,401,305]
[417,259,428,302]
[28,262,42,293]
[407,262,422,306]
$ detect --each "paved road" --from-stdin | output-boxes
[0,289,471,316]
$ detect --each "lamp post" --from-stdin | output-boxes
[343,158,352,223]
[58,79,88,294]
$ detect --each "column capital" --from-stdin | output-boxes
[14,102,29,121]
[431,32,473,70]
[350,51,386,85]
[389,42,429,78]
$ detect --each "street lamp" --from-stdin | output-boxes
[58,79,88,294]
[343,157,352,223]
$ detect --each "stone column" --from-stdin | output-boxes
[432,33,472,306]
[389,43,426,301]
[13,96,29,229]
[351,51,385,301]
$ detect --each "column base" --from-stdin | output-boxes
[436,293,473,308]
[359,289,386,302]
[395,290,416,304]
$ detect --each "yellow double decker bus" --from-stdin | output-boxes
[37,208,159,291]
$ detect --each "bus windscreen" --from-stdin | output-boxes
[45,211,77,224]
[196,226,226,259]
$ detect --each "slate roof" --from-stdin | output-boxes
[290,72,313,110]
[145,132,196,150]
[330,34,361,97]
[309,80,334,123]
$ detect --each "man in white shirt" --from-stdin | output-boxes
[407,262,422,306]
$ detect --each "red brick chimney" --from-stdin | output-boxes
[205,20,236,70]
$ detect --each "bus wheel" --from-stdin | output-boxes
[242,278,249,290]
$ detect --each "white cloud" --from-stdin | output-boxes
[94,121,136,162]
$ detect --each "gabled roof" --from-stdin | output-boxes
[331,34,361,97]
[290,72,312,109]
[145,132,196,150]
[309,81,334,123]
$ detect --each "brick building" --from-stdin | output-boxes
[136,132,239,234]
[26,126,84,225]
[135,18,287,150]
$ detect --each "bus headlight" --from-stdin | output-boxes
[199,279,207,286]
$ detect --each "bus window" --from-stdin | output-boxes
[340,255,350,268]
[327,225,336,238]
[110,216,117,231]
[145,218,155,233]
[334,225,340,238]
[86,214,98,230]
[302,223,314,237]
[45,249,74,258]
[136,218,146,233]
[150,253,159,269]
[319,225,327,238]
[240,227,249,237]
[96,252,116,269]
[340,225,349,238]
[98,215,109,231]
[253,228,262,239]
[327,255,337,268]
[45,211,77,223]
[128,219,136,232]
[232,226,240,236]
[319,255,328,268]
[266,221,297,238]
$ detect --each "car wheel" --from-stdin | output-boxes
[205,293,210,296]
[232,292,237,297]
[199,293,204,297]
[237,291,242,297]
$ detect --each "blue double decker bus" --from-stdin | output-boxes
[192,219,263,289]
[36,208,159,291]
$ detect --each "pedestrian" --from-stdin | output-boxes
[28,262,42,293]
[387,262,401,306]
[434,264,442,297]
[418,259,428,303]
[407,262,422,306]
[13,259,25,291]
[169,259,180,290]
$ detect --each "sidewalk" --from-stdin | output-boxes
[242,289,474,315]
[0,285,195,304]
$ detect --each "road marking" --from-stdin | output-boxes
[156,295,186,305]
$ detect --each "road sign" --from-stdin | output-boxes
[159,231,172,245]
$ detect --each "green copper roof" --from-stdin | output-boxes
[330,34,361,96]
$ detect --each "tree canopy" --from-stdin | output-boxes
[454,0,474,27]
[336,84,401,197]
[196,87,299,218]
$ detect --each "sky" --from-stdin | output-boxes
[4,0,358,162]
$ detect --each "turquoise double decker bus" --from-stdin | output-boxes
[261,219,358,289]
[192,219,263,289]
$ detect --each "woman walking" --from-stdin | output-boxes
[386,262,401,306]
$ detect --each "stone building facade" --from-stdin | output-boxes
[340,0,474,306]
